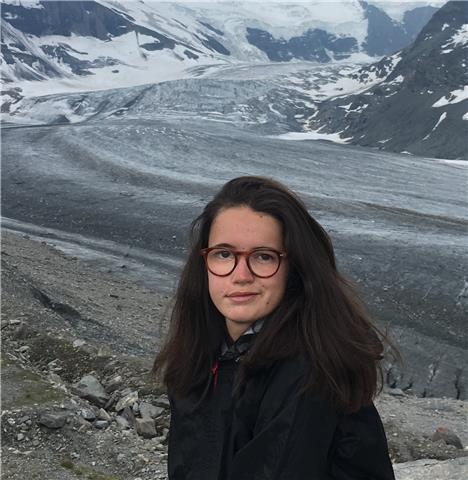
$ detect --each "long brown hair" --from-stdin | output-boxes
[153,176,392,413]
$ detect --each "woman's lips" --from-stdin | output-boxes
[226,292,259,303]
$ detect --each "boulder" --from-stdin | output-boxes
[38,412,68,429]
[72,375,109,407]
[394,457,468,480]
[135,417,157,438]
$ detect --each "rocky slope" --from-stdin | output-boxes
[305,0,468,159]
[1,231,467,479]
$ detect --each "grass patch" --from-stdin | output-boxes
[1,354,65,408]
[60,459,121,480]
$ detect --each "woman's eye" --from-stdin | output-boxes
[214,250,233,260]
[254,251,275,262]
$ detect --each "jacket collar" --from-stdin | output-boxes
[219,319,264,361]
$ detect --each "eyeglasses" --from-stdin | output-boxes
[200,247,287,278]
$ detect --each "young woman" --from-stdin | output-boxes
[154,176,395,480]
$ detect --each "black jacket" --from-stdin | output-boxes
[168,347,395,480]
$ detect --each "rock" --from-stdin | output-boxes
[393,457,468,480]
[155,394,170,409]
[119,387,133,397]
[76,416,92,431]
[17,433,25,441]
[97,346,111,357]
[72,375,109,407]
[97,408,112,422]
[135,418,157,439]
[47,359,63,372]
[94,420,109,429]
[72,339,86,348]
[140,402,164,419]
[38,412,68,429]
[121,406,136,428]
[105,375,122,393]
[104,390,118,410]
[432,427,464,449]
[388,388,406,397]
[80,408,96,422]
[47,372,65,387]
[115,416,130,430]
[115,390,138,412]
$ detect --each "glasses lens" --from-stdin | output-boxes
[205,248,281,277]
[248,250,280,277]
[206,248,236,276]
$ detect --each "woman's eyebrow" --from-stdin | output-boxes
[209,243,277,250]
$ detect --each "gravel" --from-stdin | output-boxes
[1,231,467,479]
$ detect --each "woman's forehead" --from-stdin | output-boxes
[209,206,283,248]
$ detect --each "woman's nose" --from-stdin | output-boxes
[232,255,254,282]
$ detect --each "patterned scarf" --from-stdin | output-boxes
[219,320,264,362]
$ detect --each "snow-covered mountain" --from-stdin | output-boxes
[1,0,441,100]
[3,0,465,160]
[300,0,468,159]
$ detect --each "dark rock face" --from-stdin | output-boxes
[246,27,357,62]
[1,1,134,39]
[387,1,468,91]
[0,1,180,81]
[199,21,224,37]
[200,33,230,55]
[305,1,468,160]
[362,2,439,55]
[246,3,438,62]
[403,6,440,40]
[0,19,64,82]
[363,2,410,55]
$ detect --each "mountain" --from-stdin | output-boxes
[300,0,468,160]
[1,1,439,99]
[3,0,464,160]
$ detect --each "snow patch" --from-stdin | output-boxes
[274,130,352,144]
[432,112,447,131]
[423,112,447,140]
[435,159,468,167]
[432,87,468,107]
[2,0,42,8]
[390,75,404,84]
[442,24,468,49]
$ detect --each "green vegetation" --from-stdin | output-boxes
[60,459,121,480]
[1,354,65,408]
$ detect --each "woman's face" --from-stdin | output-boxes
[207,206,288,341]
